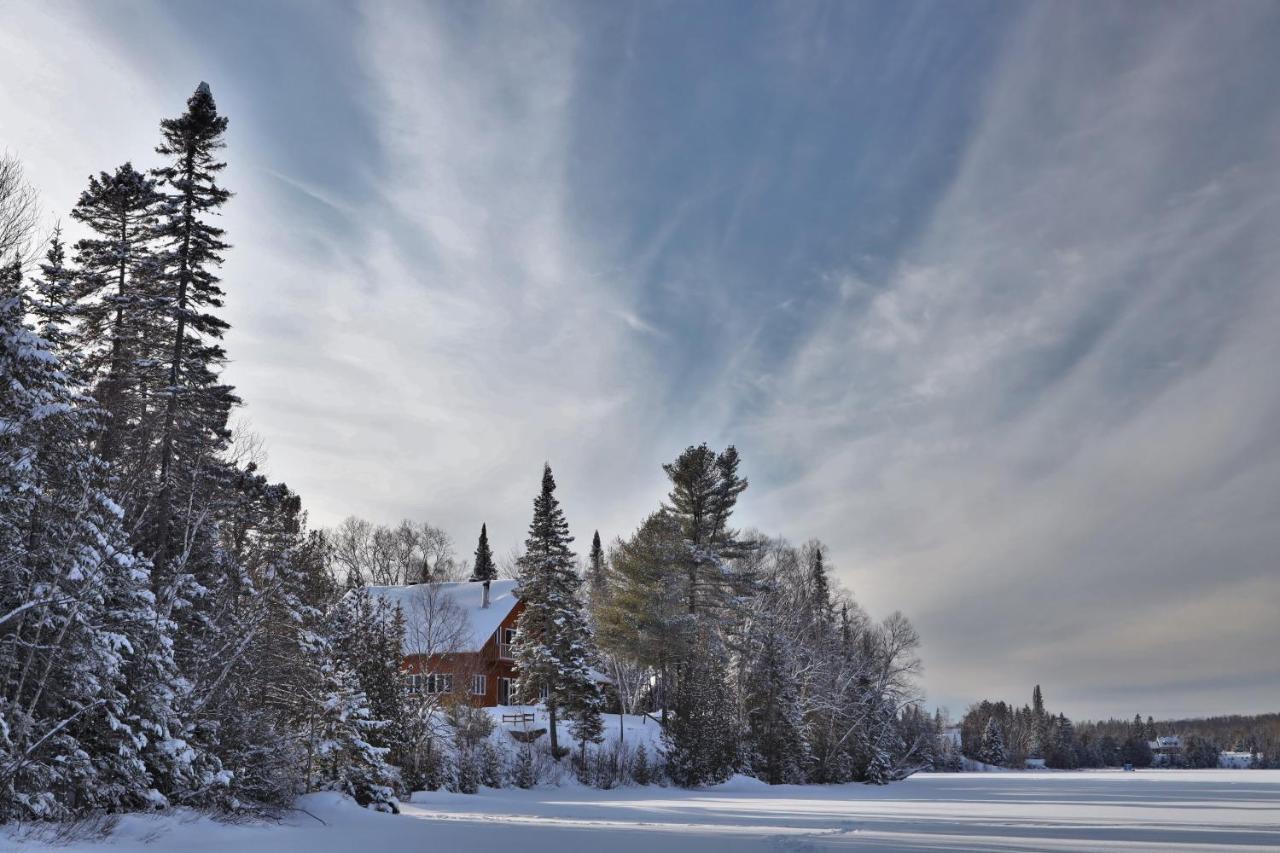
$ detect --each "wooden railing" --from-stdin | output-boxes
[501,712,535,725]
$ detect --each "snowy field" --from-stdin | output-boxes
[8,770,1279,852]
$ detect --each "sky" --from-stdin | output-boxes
[2,0,1278,722]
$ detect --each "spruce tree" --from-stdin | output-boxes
[586,530,606,598]
[149,82,237,569]
[469,523,496,582]
[29,228,77,361]
[663,634,737,787]
[511,464,601,757]
[0,276,197,818]
[68,162,163,465]
[742,612,807,784]
[980,716,1006,767]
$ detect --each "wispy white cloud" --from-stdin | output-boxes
[741,3,1280,718]
[3,1,1276,720]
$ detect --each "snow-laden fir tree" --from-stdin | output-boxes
[29,228,78,364]
[663,631,738,787]
[297,628,399,812]
[511,464,602,758]
[330,588,407,773]
[469,522,496,582]
[0,274,200,818]
[741,603,808,784]
[980,716,1006,767]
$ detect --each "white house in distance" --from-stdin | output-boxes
[1218,751,1262,769]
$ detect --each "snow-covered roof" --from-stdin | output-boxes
[364,579,520,655]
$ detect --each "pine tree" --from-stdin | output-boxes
[29,228,77,362]
[511,464,601,758]
[331,588,407,766]
[980,716,1006,767]
[68,162,163,465]
[149,82,237,570]
[0,275,197,818]
[663,635,737,787]
[662,443,750,618]
[630,742,652,785]
[805,541,831,626]
[742,610,807,784]
[586,530,606,595]
[469,523,496,582]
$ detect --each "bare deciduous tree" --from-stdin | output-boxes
[326,516,460,587]
[0,154,40,266]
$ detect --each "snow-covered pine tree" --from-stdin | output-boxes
[511,464,602,758]
[298,628,399,812]
[630,742,652,785]
[29,228,78,365]
[662,443,751,619]
[330,587,407,772]
[803,540,832,632]
[662,633,737,787]
[0,273,195,818]
[469,522,496,582]
[741,604,807,784]
[980,716,1006,767]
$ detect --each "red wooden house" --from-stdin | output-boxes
[366,578,531,707]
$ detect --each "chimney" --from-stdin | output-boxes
[482,579,491,609]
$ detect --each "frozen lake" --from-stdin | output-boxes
[13,769,1280,852]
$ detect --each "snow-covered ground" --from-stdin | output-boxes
[8,770,1279,852]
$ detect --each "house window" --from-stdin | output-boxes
[406,672,453,694]
[499,627,517,659]
[471,674,486,697]
[498,677,514,706]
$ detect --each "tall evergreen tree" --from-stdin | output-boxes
[69,162,163,466]
[149,82,237,569]
[586,530,606,598]
[742,607,807,784]
[469,523,496,582]
[662,443,750,618]
[511,465,601,757]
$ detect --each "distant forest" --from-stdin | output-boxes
[938,687,1278,771]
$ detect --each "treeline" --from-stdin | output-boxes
[1076,713,1279,769]
[953,688,1278,770]
[328,451,930,794]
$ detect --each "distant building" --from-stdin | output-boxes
[1219,751,1260,769]
[1148,735,1182,766]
